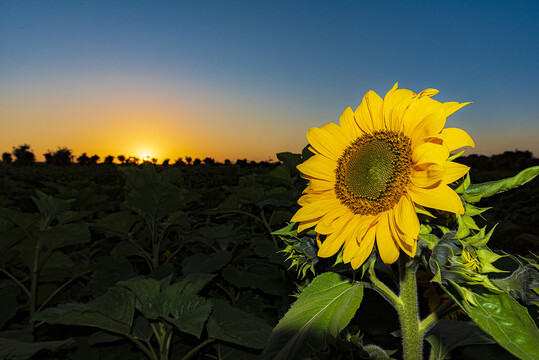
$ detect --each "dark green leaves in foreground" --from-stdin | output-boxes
[261,272,363,360]
[34,287,135,335]
[445,282,539,360]
[207,300,272,349]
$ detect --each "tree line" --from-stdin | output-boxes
[1,144,275,167]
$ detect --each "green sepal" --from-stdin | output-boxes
[454,173,471,195]
[465,225,497,247]
[272,222,298,236]
[457,215,480,239]
[419,233,439,250]
[415,205,436,218]
[475,248,506,273]
[464,204,491,217]
[447,149,466,162]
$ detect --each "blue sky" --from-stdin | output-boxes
[1,0,538,161]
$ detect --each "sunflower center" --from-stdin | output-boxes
[345,140,395,199]
[335,130,412,215]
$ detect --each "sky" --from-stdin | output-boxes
[1,0,538,162]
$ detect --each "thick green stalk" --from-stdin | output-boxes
[398,258,422,360]
[151,321,172,360]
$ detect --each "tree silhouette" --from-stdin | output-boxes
[44,147,73,165]
[162,159,170,166]
[104,155,115,165]
[77,153,90,165]
[236,158,248,167]
[89,155,100,165]
[224,159,231,165]
[193,158,201,166]
[2,152,13,163]
[203,157,215,165]
[125,156,139,165]
[174,157,185,166]
[117,155,126,164]
[185,156,192,165]
[13,144,35,165]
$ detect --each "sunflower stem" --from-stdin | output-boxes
[398,257,422,360]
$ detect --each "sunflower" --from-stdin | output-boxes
[291,83,475,269]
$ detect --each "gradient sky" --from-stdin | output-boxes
[1,0,538,162]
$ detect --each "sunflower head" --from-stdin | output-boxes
[291,83,475,269]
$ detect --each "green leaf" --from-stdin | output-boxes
[34,287,135,336]
[125,182,185,223]
[118,278,163,319]
[173,273,215,296]
[426,320,495,360]
[166,295,212,338]
[222,261,285,296]
[277,152,302,173]
[213,344,260,360]
[261,272,363,360]
[464,166,539,202]
[0,208,39,232]
[207,300,272,349]
[32,190,73,219]
[39,222,91,250]
[92,211,137,238]
[0,336,73,360]
[444,282,539,360]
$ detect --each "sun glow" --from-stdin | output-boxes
[140,153,153,163]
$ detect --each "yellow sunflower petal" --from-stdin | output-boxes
[408,183,464,214]
[342,217,373,263]
[389,213,416,257]
[442,161,470,184]
[350,226,376,269]
[418,88,439,97]
[411,108,446,147]
[297,218,321,233]
[394,195,420,241]
[410,164,446,188]
[297,154,336,182]
[442,101,472,118]
[297,191,333,206]
[339,107,361,141]
[317,206,352,233]
[439,127,475,151]
[403,96,443,135]
[412,142,449,166]
[383,84,415,131]
[318,217,356,258]
[306,125,347,161]
[304,178,334,193]
[314,221,337,235]
[376,212,400,264]
[291,196,340,222]
[354,90,384,132]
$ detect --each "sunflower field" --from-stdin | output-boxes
[1,86,539,360]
